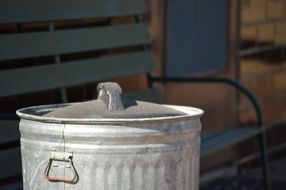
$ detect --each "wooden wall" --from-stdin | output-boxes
[152,0,238,129]
[152,0,286,172]
[228,0,286,167]
[240,0,286,126]
[155,0,240,171]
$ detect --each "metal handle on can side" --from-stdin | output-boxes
[44,152,78,184]
[97,82,124,111]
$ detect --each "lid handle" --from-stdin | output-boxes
[97,82,124,111]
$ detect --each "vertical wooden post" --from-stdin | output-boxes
[49,22,68,103]
[148,0,166,77]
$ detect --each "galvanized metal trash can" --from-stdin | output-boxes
[17,82,204,190]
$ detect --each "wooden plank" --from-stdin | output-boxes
[0,0,147,24]
[0,23,150,61]
[0,120,20,145]
[201,127,262,157]
[0,51,155,97]
[0,182,23,190]
[0,147,22,180]
[201,131,223,140]
[124,88,162,103]
[148,0,166,76]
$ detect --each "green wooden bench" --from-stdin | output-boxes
[0,0,270,189]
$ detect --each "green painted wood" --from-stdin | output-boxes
[0,147,21,180]
[0,120,20,145]
[0,0,147,24]
[0,182,22,190]
[0,23,150,61]
[200,131,222,140]
[201,127,263,157]
[0,51,155,97]
[124,89,162,103]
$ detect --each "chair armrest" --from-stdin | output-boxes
[150,76,264,129]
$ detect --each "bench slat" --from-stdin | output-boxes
[201,127,263,157]
[0,0,147,24]
[0,51,155,97]
[124,89,162,103]
[0,119,19,145]
[0,23,150,61]
[0,181,23,190]
[0,147,22,180]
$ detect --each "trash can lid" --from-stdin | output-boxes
[44,82,185,119]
